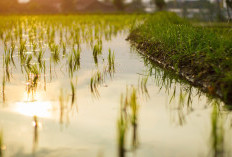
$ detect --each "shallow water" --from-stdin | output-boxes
[0,16,232,157]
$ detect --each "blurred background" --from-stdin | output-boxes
[0,0,231,21]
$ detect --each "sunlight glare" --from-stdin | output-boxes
[14,101,53,118]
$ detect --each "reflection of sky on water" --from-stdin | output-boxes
[0,32,231,157]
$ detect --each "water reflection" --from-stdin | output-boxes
[140,54,208,125]
[138,75,149,99]
[58,79,79,127]
[59,89,69,126]
[137,44,232,156]
[14,101,53,118]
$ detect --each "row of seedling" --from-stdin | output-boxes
[0,15,143,103]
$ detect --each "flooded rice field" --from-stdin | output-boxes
[0,15,231,157]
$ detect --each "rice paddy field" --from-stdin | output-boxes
[0,14,232,157]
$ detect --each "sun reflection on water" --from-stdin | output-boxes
[13,92,54,118]
[14,101,53,118]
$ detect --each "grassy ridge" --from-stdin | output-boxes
[128,12,232,104]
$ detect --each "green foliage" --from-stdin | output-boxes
[129,12,232,104]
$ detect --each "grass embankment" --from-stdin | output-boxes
[128,12,232,104]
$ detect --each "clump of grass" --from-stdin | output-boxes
[129,12,232,104]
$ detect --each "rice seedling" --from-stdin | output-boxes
[51,44,60,64]
[73,46,81,70]
[70,79,78,110]
[129,87,139,148]
[117,86,140,155]
[93,39,102,66]
[10,41,16,67]
[19,40,27,69]
[117,109,128,157]
[68,46,80,78]
[26,64,39,101]
[108,48,115,76]
[90,70,104,97]
[26,54,33,72]
[37,50,44,71]
[68,54,74,77]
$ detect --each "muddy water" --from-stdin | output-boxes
[0,19,232,157]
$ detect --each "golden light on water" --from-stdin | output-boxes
[13,92,54,118]
[14,101,53,118]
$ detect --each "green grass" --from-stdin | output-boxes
[128,12,232,104]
